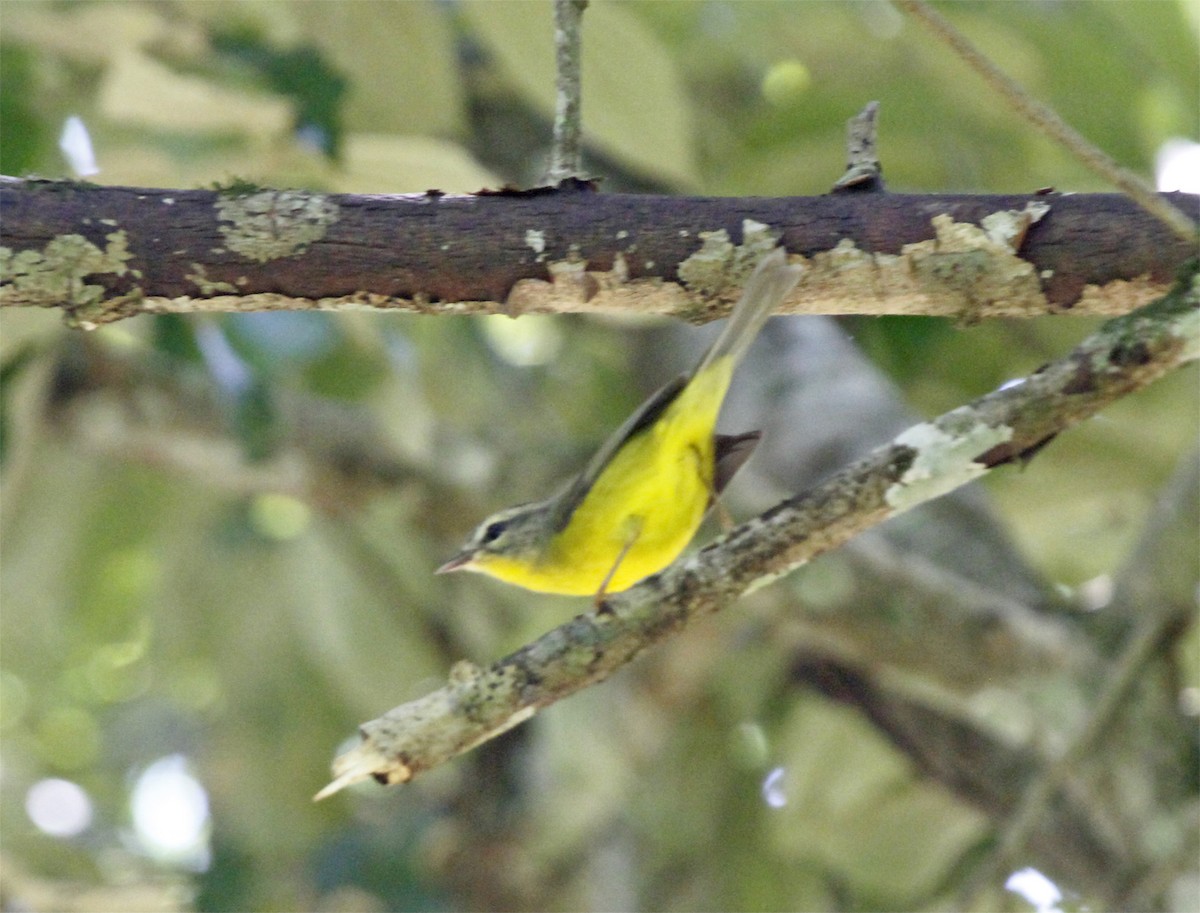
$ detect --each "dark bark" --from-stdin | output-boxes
[2,176,1195,323]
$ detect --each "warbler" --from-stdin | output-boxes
[437,247,802,602]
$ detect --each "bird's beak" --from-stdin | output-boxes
[435,550,475,574]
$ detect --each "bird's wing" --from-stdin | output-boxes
[549,373,689,534]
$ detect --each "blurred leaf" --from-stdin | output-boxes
[98,48,292,137]
[224,312,338,368]
[195,833,256,913]
[843,316,956,386]
[0,2,169,66]
[969,1,1198,165]
[462,0,699,188]
[302,337,390,402]
[291,1,465,139]
[211,31,349,157]
[0,342,41,467]
[334,133,500,193]
[232,375,282,463]
[151,315,204,363]
[771,698,987,904]
[218,312,392,449]
[94,133,333,191]
[0,43,49,174]
[69,473,174,645]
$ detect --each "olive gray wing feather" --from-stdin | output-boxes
[549,373,689,533]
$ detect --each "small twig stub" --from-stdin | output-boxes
[832,101,884,193]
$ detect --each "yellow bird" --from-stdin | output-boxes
[437,248,802,602]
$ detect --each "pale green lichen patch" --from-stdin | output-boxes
[801,204,1056,318]
[677,230,734,298]
[678,219,785,300]
[0,230,134,312]
[907,205,1051,322]
[186,262,239,296]
[448,659,484,685]
[885,419,1013,511]
[214,190,339,263]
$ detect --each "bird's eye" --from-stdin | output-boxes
[481,520,507,544]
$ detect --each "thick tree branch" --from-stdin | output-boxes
[316,262,1198,798]
[2,177,1195,326]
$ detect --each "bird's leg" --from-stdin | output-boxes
[711,491,735,532]
[594,519,642,611]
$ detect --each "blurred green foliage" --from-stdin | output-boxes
[209,32,348,158]
[0,42,47,175]
[1,2,1197,912]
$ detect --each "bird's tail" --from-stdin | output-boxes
[693,247,803,376]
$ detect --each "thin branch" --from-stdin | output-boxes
[789,655,1137,907]
[545,0,588,183]
[1106,447,1200,640]
[316,264,1198,798]
[832,538,1085,690]
[956,444,1200,906]
[959,615,1179,907]
[895,0,1197,242]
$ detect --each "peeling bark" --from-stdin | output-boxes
[2,177,1195,325]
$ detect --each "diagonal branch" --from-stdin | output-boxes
[896,0,1197,242]
[316,261,1198,799]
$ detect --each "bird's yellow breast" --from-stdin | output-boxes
[475,357,734,596]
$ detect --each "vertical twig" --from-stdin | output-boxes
[546,0,588,183]
[895,0,1196,242]
[831,101,884,192]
